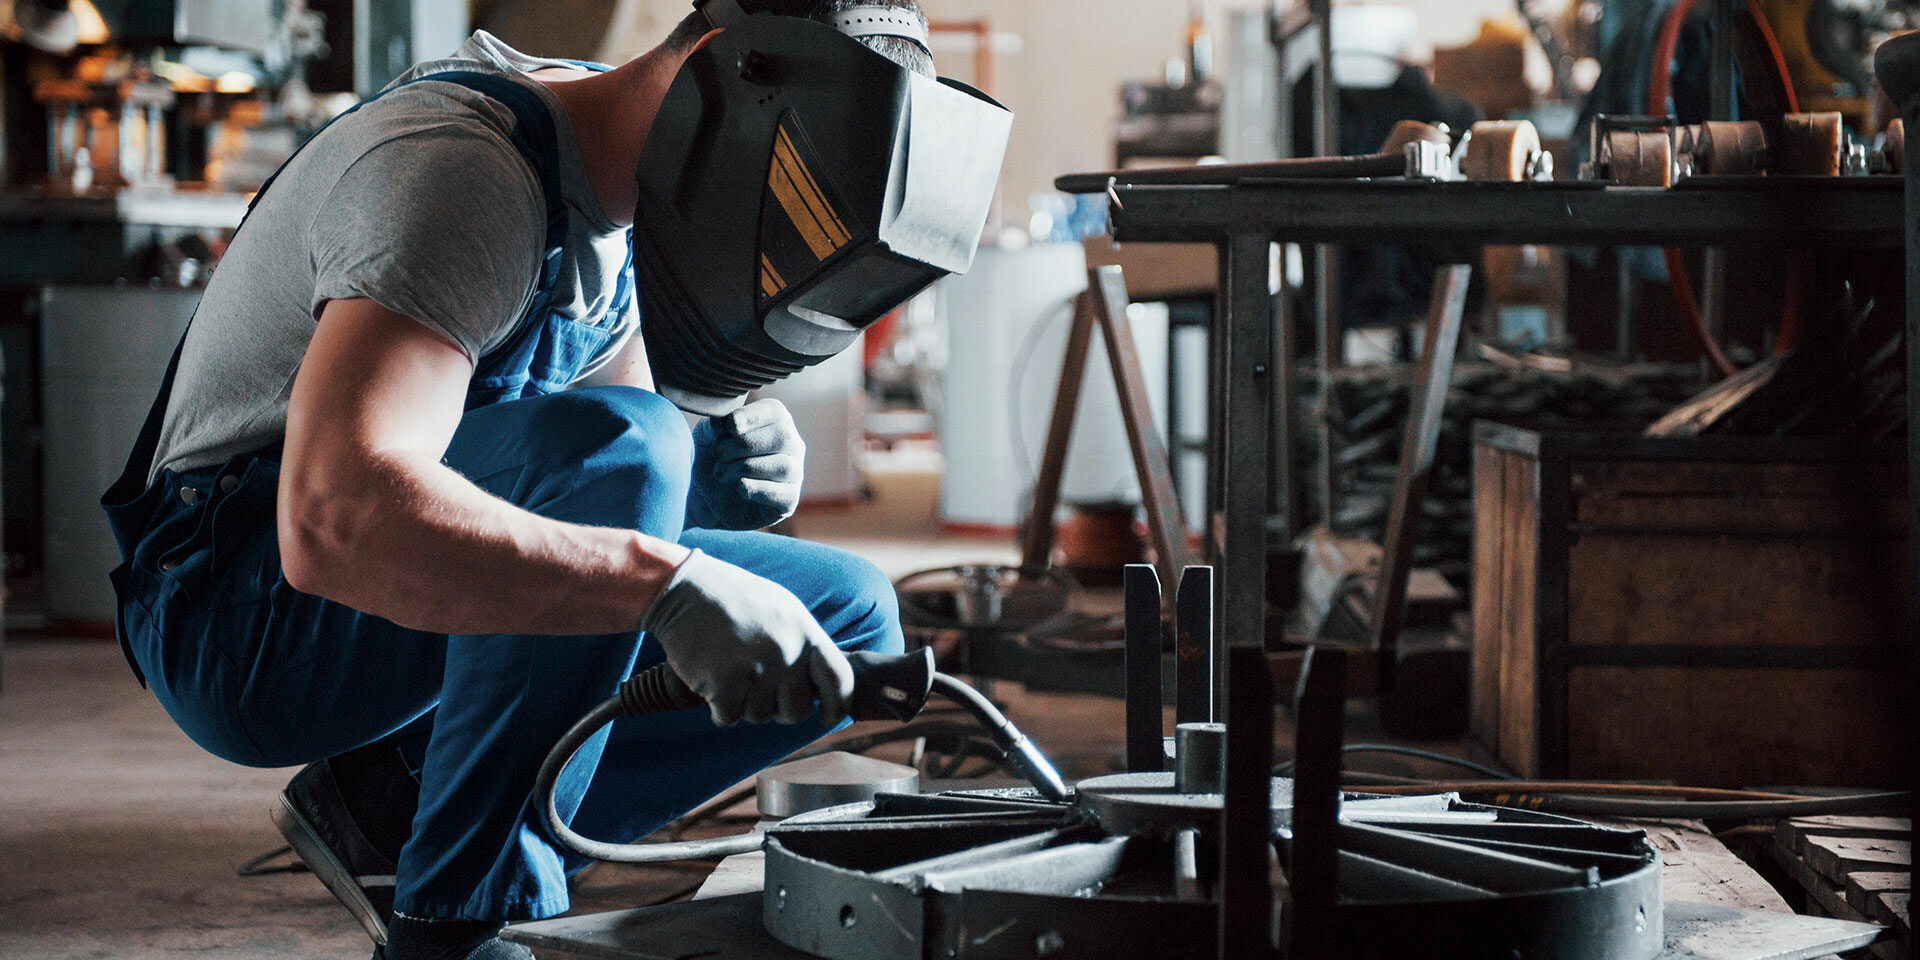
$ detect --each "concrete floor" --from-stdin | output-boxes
[0,449,1033,960]
[0,448,1464,959]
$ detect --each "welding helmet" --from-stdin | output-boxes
[634,0,1012,415]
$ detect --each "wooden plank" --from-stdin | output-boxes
[1848,872,1911,915]
[1567,530,1907,651]
[1769,841,1871,922]
[1569,458,1906,501]
[1469,442,1506,755]
[1496,450,1538,776]
[1089,266,1191,591]
[1565,667,1906,787]
[1639,819,1795,911]
[1873,891,1910,937]
[1780,818,1915,856]
[1369,264,1470,660]
[1017,289,1096,575]
[1804,836,1912,885]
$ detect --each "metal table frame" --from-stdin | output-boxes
[1103,176,1907,695]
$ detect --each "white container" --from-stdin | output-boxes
[757,336,864,507]
[936,244,1169,530]
[41,284,200,623]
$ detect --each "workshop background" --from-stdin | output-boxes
[0,0,1915,958]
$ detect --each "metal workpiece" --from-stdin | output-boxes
[1174,565,1215,726]
[1074,771,1292,836]
[758,781,1666,960]
[1173,723,1226,795]
[1123,564,1166,774]
[756,752,920,819]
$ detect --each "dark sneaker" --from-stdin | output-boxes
[373,915,531,960]
[271,750,416,945]
[372,936,533,960]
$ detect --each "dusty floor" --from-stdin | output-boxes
[0,450,1464,959]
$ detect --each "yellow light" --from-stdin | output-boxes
[71,0,108,45]
[214,71,257,94]
[154,60,215,92]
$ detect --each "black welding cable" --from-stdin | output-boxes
[929,673,1071,800]
[1488,791,1912,820]
[1346,777,1911,818]
[534,693,768,863]
[1276,744,1517,781]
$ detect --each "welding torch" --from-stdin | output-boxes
[531,646,1068,864]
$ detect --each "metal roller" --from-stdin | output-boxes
[1684,120,1768,175]
[1460,120,1546,182]
[1604,130,1673,187]
[1776,111,1846,175]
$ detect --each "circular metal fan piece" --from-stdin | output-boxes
[761,780,1662,960]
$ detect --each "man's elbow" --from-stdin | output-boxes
[276,477,369,601]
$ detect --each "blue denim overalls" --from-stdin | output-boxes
[99,65,900,923]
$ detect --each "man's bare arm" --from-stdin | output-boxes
[277,296,690,635]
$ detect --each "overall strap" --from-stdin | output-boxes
[102,67,572,561]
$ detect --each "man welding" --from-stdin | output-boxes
[99,3,1009,958]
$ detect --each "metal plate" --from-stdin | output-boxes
[761,787,1667,960]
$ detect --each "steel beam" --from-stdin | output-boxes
[1109,179,1904,248]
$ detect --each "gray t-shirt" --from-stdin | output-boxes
[149,32,636,481]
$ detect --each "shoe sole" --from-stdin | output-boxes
[272,792,391,946]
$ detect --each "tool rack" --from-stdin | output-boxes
[1098,175,1908,699]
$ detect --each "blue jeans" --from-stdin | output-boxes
[114,386,901,921]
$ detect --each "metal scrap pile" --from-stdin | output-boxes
[1299,359,1705,585]
[1648,292,1907,441]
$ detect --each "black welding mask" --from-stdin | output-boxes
[633,0,1012,415]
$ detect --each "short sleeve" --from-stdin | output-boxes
[309,125,545,362]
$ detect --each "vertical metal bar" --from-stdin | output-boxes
[1369,266,1472,689]
[1311,0,1338,158]
[1313,258,1340,530]
[1310,0,1342,531]
[1709,0,1736,121]
[1223,235,1276,695]
[1700,247,1728,364]
[1702,0,1735,358]
[1895,62,1920,959]
[1288,647,1347,959]
[1271,276,1296,544]
[1125,563,1166,773]
[1177,565,1216,725]
[1219,645,1276,960]
[1210,245,1231,559]
[1017,291,1094,576]
[1615,250,1638,360]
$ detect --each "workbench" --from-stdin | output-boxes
[1099,175,1907,701]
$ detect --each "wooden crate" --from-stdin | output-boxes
[1470,422,1908,786]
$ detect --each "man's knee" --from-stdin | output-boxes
[449,387,693,532]
[545,386,693,477]
[822,550,902,656]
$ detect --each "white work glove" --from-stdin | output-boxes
[642,549,854,727]
[685,398,805,531]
